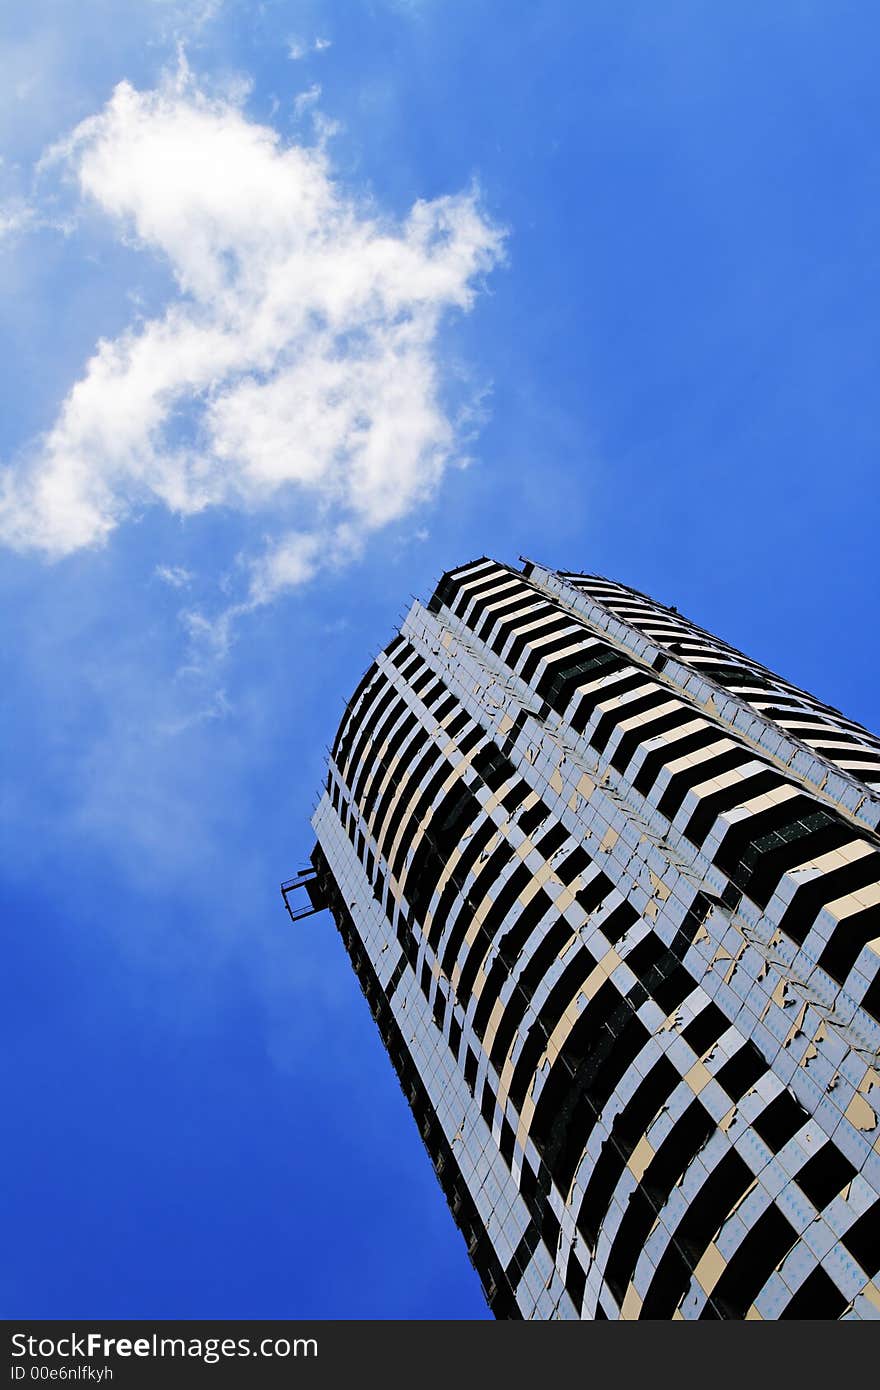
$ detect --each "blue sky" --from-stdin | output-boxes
[2,1,879,1319]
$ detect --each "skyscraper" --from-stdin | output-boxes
[292,557,880,1319]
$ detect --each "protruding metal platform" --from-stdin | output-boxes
[281,860,327,923]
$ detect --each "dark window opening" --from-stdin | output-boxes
[694,662,772,691]
[842,1198,880,1279]
[780,1265,847,1319]
[639,1148,754,1319]
[487,912,586,1074]
[438,839,515,978]
[682,1001,728,1056]
[683,770,783,850]
[634,726,721,802]
[426,816,498,954]
[518,799,551,837]
[713,1041,766,1102]
[797,1144,856,1211]
[575,870,613,917]
[457,862,534,1010]
[753,1089,809,1152]
[610,707,697,778]
[556,844,592,883]
[731,814,852,911]
[603,1099,715,1304]
[476,889,554,1048]
[778,850,880,949]
[520,622,588,685]
[715,797,832,880]
[534,821,569,861]
[819,903,880,986]
[538,645,623,712]
[565,1252,587,1313]
[704,1204,796,1319]
[506,943,601,1112]
[576,1055,679,1251]
[590,688,669,757]
[569,670,643,735]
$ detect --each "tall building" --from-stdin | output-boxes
[292,557,880,1319]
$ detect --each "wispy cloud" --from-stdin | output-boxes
[154,563,194,588]
[152,0,224,43]
[0,198,34,238]
[0,194,75,240]
[0,55,503,637]
[288,35,332,60]
[156,685,231,736]
[293,82,322,117]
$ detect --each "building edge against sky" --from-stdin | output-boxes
[294,557,880,1319]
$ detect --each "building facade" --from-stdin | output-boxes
[302,558,880,1318]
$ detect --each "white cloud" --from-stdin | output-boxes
[0,58,503,621]
[246,530,325,605]
[157,685,231,736]
[154,563,194,587]
[0,198,33,238]
[293,82,322,117]
[151,0,223,42]
[288,35,332,59]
